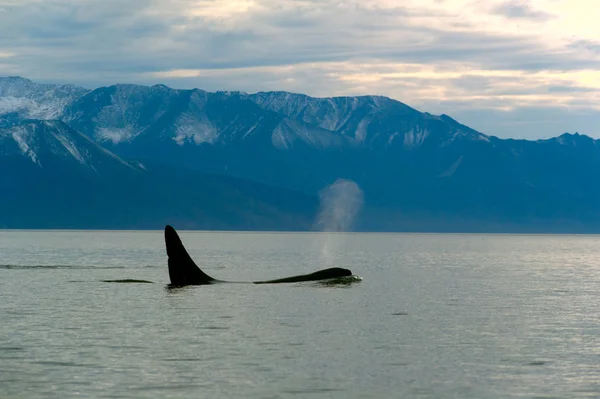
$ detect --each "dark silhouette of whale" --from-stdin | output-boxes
[165,225,354,286]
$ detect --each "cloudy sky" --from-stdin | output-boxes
[0,0,598,139]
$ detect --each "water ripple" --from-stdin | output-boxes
[0,264,126,270]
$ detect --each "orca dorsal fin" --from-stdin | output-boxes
[165,225,216,286]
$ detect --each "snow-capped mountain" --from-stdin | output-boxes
[0,76,491,156]
[60,83,489,154]
[0,77,89,123]
[3,76,600,232]
[61,85,352,151]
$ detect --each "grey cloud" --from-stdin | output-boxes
[447,75,600,97]
[491,1,553,21]
[0,0,597,140]
[0,0,597,77]
[569,40,600,54]
[546,85,599,94]
[245,9,598,73]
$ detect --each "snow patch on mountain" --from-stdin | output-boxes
[250,92,368,132]
[439,155,464,177]
[174,113,218,145]
[404,128,429,148]
[0,77,88,120]
[242,121,260,139]
[10,125,40,165]
[354,118,370,143]
[0,96,68,120]
[89,136,139,170]
[271,119,348,150]
[54,132,86,164]
[0,96,31,114]
[387,132,400,145]
[96,127,135,144]
[174,124,217,145]
[271,123,291,149]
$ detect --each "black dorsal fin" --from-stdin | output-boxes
[165,225,216,286]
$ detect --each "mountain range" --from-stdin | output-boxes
[1,76,598,232]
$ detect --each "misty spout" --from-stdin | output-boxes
[314,179,364,232]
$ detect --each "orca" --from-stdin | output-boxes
[165,225,354,287]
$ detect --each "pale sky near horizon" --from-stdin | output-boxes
[0,0,598,139]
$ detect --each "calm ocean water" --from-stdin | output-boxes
[1,230,600,398]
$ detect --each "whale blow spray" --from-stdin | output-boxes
[315,178,364,232]
[314,179,364,267]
